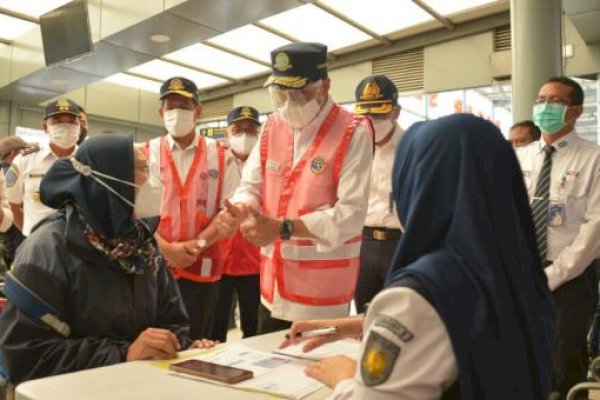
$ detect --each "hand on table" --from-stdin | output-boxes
[305,355,356,389]
[127,328,180,361]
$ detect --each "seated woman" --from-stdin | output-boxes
[0,134,212,385]
[282,114,555,400]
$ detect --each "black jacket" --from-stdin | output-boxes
[0,206,192,384]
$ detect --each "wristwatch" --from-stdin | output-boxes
[279,218,294,240]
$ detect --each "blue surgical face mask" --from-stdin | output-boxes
[532,102,569,135]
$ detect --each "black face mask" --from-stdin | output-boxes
[77,127,88,145]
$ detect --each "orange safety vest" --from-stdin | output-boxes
[260,105,371,306]
[147,135,225,283]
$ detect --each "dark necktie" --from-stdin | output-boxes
[531,145,556,261]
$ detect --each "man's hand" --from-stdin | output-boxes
[240,208,279,247]
[305,355,356,389]
[159,240,200,269]
[215,200,249,238]
[126,328,181,361]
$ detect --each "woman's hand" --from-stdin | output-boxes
[279,316,364,353]
[190,338,218,349]
[305,355,356,389]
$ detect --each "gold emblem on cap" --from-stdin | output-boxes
[57,98,70,112]
[240,107,253,119]
[168,78,185,91]
[274,52,292,72]
[361,81,383,101]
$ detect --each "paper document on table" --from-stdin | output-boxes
[169,343,324,400]
[273,339,361,361]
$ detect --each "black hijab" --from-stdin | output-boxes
[386,114,555,400]
[40,133,135,239]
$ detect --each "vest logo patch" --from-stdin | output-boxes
[310,156,326,174]
[266,159,281,172]
[207,169,219,180]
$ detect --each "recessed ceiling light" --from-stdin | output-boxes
[150,34,171,43]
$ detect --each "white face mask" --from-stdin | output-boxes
[228,133,257,156]
[371,118,395,142]
[164,109,196,138]
[279,98,321,129]
[70,158,163,218]
[49,123,80,149]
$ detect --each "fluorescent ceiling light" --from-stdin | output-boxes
[127,59,229,90]
[0,0,73,18]
[208,25,290,63]
[320,0,434,35]
[164,43,269,79]
[260,4,371,51]
[421,0,499,16]
[0,14,36,40]
[104,73,161,93]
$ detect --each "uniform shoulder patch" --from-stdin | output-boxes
[374,315,414,342]
[360,330,400,387]
[5,165,19,188]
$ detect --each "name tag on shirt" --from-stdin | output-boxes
[548,203,565,227]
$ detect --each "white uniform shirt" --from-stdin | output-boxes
[165,133,201,182]
[364,124,403,229]
[6,145,76,236]
[229,97,374,320]
[331,287,458,400]
[0,173,14,232]
[221,148,245,203]
[516,131,600,291]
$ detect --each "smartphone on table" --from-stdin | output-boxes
[169,359,253,384]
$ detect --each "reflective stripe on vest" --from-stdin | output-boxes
[259,106,366,306]
[148,136,224,282]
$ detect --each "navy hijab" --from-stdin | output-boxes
[386,114,555,399]
[40,134,135,239]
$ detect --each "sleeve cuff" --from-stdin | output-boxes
[544,265,561,291]
[330,378,355,400]
[299,212,340,251]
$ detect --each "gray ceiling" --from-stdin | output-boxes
[564,0,600,45]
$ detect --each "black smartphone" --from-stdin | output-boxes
[170,359,254,384]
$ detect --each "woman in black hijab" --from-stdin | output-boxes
[0,134,211,385]
[281,114,555,400]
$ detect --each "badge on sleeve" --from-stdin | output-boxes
[5,165,19,188]
[310,156,325,174]
[548,203,565,227]
[360,331,400,387]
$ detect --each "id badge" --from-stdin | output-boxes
[548,202,565,227]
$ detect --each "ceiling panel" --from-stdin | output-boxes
[128,59,230,89]
[61,42,155,77]
[169,0,301,32]
[104,12,220,58]
[0,0,73,18]
[207,25,291,63]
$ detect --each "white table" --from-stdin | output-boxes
[15,332,332,400]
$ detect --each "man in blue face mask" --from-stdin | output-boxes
[516,76,600,399]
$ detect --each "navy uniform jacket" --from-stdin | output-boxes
[0,205,192,384]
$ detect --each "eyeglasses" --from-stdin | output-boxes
[533,96,571,106]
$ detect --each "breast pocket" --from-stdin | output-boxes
[25,173,44,203]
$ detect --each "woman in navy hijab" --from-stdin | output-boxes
[282,114,555,400]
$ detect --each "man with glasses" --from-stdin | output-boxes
[216,42,373,333]
[352,75,404,314]
[144,77,225,340]
[516,76,600,398]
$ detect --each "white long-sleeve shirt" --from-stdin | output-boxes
[516,131,600,291]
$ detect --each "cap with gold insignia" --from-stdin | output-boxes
[160,77,199,104]
[354,75,399,115]
[227,106,260,126]
[0,136,33,156]
[43,98,81,120]
[264,42,328,89]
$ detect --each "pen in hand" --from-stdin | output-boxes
[284,326,338,340]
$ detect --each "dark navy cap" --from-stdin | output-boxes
[160,77,199,103]
[227,106,260,126]
[264,42,328,89]
[354,75,399,115]
[44,98,81,119]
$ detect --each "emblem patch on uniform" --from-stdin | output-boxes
[207,169,219,180]
[5,165,18,188]
[558,141,568,148]
[310,156,326,174]
[361,331,400,387]
[274,52,292,72]
[374,315,414,342]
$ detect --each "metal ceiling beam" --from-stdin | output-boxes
[411,0,455,31]
[158,57,240,83]
[198,11,510,102]
[312,1,391,46]
[201,41,271,67]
